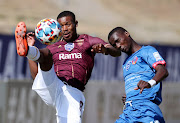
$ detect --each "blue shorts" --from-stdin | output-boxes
[115,100,165,123]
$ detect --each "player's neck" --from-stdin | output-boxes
[131,41,141,54]
[66,34,79,43]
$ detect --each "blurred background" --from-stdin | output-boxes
[0,0,180,123]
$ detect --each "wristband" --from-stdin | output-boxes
[148,79,157,87]
[27,46,40,61]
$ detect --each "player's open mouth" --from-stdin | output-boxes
[63,33,70,38]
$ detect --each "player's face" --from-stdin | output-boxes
[109,32,131,53]
[58,16,77,42]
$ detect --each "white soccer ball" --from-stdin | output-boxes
[35,18,62,45]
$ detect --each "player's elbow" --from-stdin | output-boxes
[161,67,169,79]
[31,73,37,80]
[115,51,121,57]
[111,50,121,57]
[156,64,169,79]
[164,69,169,78]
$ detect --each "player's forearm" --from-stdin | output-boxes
[152,64,169,83]
[28,59,38,80]
[105,44,121,57]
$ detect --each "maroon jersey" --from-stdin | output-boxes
[47,34,108,90]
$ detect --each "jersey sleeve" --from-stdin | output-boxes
[142,46,166,69]
[88,35,108,46]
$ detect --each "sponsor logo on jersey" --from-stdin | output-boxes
[132,56,138,64]
[153,52,161,61]
[65,43,74,51]
[59,53,82,60]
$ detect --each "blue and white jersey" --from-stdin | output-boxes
[123,46,166,105]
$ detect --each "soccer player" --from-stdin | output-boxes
[108,27,169,123]
[15,11,121,123]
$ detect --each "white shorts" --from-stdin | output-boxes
[32,64,85,123]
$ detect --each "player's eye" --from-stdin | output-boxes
[66,23,71,26]
[113,40,119,47]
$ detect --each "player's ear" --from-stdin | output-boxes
[125,31,130,37]
[75,20,78,27]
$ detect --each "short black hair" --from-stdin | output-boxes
[57,11,76,22]
[108,27,127,40]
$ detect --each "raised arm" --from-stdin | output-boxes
[26,32,38,80]
[91,43,121,57]
[26,32,53,79]
[89,36,121,57]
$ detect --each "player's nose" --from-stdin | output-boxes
[62,25,68,31]
[116,43,121,49]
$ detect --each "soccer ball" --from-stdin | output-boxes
[35,18,62,45]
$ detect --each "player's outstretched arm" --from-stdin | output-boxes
[134,64,169,94]
[26,32,38,80]
[91,43,121,57]
[105,43,121,57]
[27,32,53,79]
[26,31,53,72]
[89,36,121,57]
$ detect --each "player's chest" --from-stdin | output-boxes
[52,42,91,61]
[123,55,145,74]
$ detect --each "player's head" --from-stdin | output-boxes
[57,11,78,42]
[108,27,132,54]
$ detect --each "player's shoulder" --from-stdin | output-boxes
[46,39,64,49]
[78,34,91,39]
[79,34,100,39]
[142,45,156,51]
[76,34,93,43]
[140,45,159,58]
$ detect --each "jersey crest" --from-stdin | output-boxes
[65,43,74,51]
[132,56,138,65]
[76,39,84,46]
